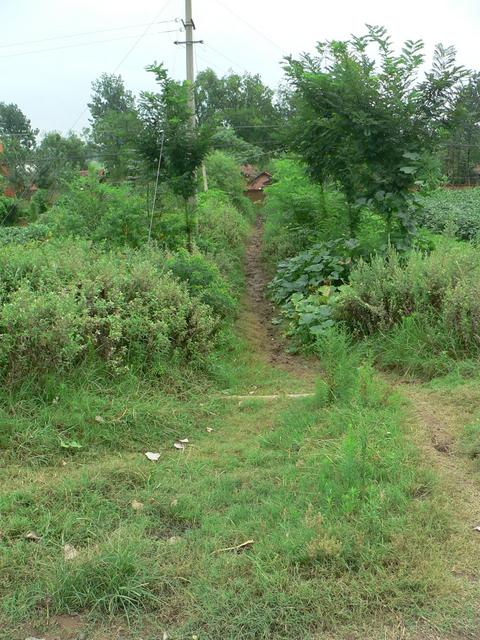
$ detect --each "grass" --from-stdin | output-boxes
[1,326,479,640]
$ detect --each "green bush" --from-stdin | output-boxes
[0,223,50,246]
[268,238,360,344]
[0,195,21,226]
[204,151,253,218]
[416,188,480,240]
[42,176,150,247]
[196,190,250,288]
[164,250,236,318]
[0,240,219,384]
[263,160,350,264]
[336,243,480,376]
[336,245,476,336]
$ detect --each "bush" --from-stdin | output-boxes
[0,195,21,226]
[164,250,236,318]
[336,245,476,336]
[204,151,253,218]
[268,238,360,344]
[336,243,480,376]
[0,223,50,246]
[42,177,150,247]
[263,160,350,265]
[416,188,480,240]
[196,190,250,288]
[0,240,219,384]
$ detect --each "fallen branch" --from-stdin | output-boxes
[213,539,254,554]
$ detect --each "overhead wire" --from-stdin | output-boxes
[0,19,179,49]
[0,29,182,60]
[211,0,285,55]
[1,0,179,221]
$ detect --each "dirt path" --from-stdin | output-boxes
[399,382,480,636]
[242,216,316,379]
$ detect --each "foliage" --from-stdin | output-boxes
[88,73,141,181]
[284,26,467,245]
[0,223,50,245]
[0,102,37,149]
[0,240,219,384]
[164,250,236,318]
[195,190,250,287]
[35,131,91,191]
[442,72,480,184]
[139,64,211,201]
[268,238,360,343]
[416,187,480,240]
[211,126,264,165]
[203,150,253,216]
[0,195,21,225]
[263,159,351,265]
[195,68,283,148]
[42,176,150,247]
[336,243,480,376]
[88,73,136,122]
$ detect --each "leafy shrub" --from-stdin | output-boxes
[164,250,236,318]
[42,176,150,247]
[263,159,350,264]
[196,190,250,287]
[416,188,480,240]
[0,240,219,384]
[268,238,359,343]
[0,223,50,246]
[204,151,253,218]
[336,243,480,376]
[0,196,21,226]
[336,245,476,336]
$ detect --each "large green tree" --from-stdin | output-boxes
[442,73,480,183]
[284,26,467,246]
[88,73,140,179]
[195,69,283,149]
[0,103,38,195]
[35,132,91,190]
[138,64,212,250]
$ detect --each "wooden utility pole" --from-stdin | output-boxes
[185,0,196,131]
[176,1,208,191]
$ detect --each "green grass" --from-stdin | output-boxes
[1,329,477,639]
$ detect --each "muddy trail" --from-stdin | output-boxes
[243,216,316,379]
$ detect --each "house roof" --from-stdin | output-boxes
[247,171,272,192]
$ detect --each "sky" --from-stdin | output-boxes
[2,0,480,135]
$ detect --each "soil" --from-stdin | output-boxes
[243,216,316,378]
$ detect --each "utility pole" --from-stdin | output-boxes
[176,1,208,191]
[185,0,196,131]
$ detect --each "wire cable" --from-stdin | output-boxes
[0,19,179,50]
[211,0,285,55]
[0,29,181,60]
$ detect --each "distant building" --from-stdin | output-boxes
[245,170,272,203]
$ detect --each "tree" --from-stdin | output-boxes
[211,127,263,165]
[88,73,135,122]
[195,69,283,149]
[35,131,91,190]
[442,73,480,183]
[138,64,212,250]
[0,102,38,149]
[0,103,38,196]
[88,73,140,179]
[284,26,467,247]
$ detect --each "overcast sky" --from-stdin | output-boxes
[2,0,480,135]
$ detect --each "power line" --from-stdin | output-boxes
[0,29,180,60]
[0,19,180,50]
[211,0,285,55]
[201,43,246,74]
[70,0,177,131]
